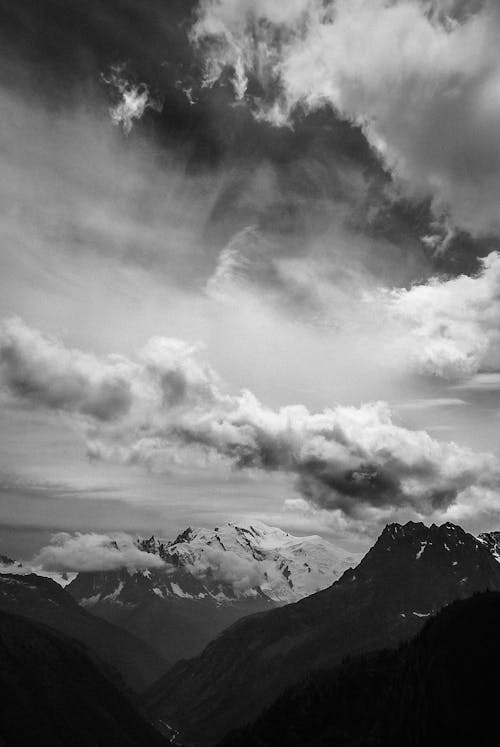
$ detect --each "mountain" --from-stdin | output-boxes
[223,591,500,747]
[67,521,357,664]
[0,571,167,691]
[144,521,500,745]
[0,609,168,746]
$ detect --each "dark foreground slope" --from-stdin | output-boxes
[224,591,500,747]
[0,610,167,747]
[146,522,500,744]
[0,573,167,691]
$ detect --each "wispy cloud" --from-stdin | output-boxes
[394,398,468,411]
[451,372,500,391]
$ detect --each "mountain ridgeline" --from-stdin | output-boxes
[145,521,500,745]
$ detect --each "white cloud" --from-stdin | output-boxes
[32,531,166,572]
[185,547,265,593]
[0,316,219,421]
[1,318,499,518]
[191,0,500,234]
[386,251,500,380]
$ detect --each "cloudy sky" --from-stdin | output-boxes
[1,0,500,560]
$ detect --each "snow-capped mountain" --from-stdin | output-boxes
[67,521,359,665]
[69,520,359,607]
[147,520,359,603]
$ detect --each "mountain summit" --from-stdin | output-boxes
[145,520,500,745]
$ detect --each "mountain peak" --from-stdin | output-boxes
[346,521,498,600]
[171,527,194,545]
[380,520,469,545]
[136,535,170,559]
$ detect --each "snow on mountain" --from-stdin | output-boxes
[478,531,500,562]
[161,520,360,603]
[68,520,359,607]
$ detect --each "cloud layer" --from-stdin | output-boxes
[1,317,499,519]
[192,0,500,235]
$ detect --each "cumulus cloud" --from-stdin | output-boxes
[2,317,500,518]
[0,317,135,421]
[386,251,500,379]
[102,64,163,134]
[32,532,166,573]
[191,0,500,235]
[0,317,218,421]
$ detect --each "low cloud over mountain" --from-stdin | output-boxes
[33,531,167,573]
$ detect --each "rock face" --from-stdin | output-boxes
[67,520,358,664]
[222,591,500,747]
[0,609,167,746]
[478,530,500,561]
[0,572,167,691]
[144,521,500,745]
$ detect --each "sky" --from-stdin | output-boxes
[1,0,500,562]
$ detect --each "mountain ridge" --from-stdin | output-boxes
[144,519,500,744]
[67,520,358,664]
[0,571,167,691]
